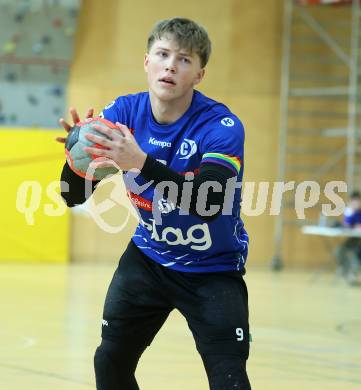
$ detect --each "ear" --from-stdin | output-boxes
[193,68,205,86]
[144,53,149,73]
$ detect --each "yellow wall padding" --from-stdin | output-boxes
[0,129,69,263]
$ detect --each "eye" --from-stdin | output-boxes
[180,57,191,64]
[157,51,167,58]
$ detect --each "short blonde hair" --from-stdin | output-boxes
[147,17,211,68]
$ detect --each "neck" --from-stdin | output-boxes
[149,89,194,125]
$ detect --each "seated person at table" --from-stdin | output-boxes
[335,191,361,284]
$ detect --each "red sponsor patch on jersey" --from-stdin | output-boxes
[127,191,152,211]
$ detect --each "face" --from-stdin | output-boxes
[350,198,361,211]
[144,35,205,103]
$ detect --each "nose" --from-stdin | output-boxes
[165,57,176,73]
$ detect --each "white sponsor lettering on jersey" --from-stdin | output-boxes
[140,218,212,251]
[149,137,172,148]
[104,100,115,109]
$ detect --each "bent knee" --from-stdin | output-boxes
[94,339,140,389]
[202,354,251,390]
[94,340,118,373]
[94,339,140,374]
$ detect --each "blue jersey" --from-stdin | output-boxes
[344,208,361,227]
[100,90,249,272]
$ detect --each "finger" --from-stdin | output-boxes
[116,122,132,138]
[55,136,66,143]
[69,107,80,124]
[85,108,94,119]
[59,118,71,132]
[83,146,111,157]
[85,132,112,148]
[89,159,118,169]
[92,124,123,140]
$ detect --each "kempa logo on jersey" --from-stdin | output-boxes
[140,218,212,251]
[221,117,235,127]
[177,138,197,160]
[149,137,172,148]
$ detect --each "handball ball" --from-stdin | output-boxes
[65,117,120,181]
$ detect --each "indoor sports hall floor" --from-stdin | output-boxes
[1,264,360,390]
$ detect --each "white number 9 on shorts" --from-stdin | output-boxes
[236,327,244,341]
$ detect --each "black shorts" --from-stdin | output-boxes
[101,240,250,359]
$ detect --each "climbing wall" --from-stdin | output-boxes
[0,0,81,127]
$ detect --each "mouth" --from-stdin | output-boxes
[159,77,176,86]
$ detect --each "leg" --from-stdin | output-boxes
[346,240,361,285]
[334,240,350,276]
[174,271,251,389]
[201,353,251,390]
[336,238,361,285]
[94,241,172,390]
[94,339,141,390]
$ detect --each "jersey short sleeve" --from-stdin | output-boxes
[99,96,132,125]
[199,115,245,176]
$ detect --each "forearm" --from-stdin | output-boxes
[140,155,235,221]
[60,163,99,207]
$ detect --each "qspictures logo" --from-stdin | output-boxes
[15,161,348,232]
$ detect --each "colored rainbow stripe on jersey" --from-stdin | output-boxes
[201,153,242,175]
